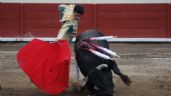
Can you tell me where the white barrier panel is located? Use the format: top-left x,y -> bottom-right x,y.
1,37 -> 171,42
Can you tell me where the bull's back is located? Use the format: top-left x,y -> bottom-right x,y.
74,30 -> 110,76
75,30 -> 109,48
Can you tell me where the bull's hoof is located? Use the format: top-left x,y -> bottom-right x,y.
126,80 -> 132,86
121,75 -> 132,86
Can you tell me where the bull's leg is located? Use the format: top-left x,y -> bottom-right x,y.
109,60 -> 132,86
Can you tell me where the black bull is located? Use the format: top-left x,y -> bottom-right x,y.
74,30 -> 131,96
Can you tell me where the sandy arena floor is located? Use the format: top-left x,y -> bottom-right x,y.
0,42 -> 171,96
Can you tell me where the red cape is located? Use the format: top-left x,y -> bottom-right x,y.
17,39 -> 70,94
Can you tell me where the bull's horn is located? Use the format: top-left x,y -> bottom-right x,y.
96,64 -> 108,70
